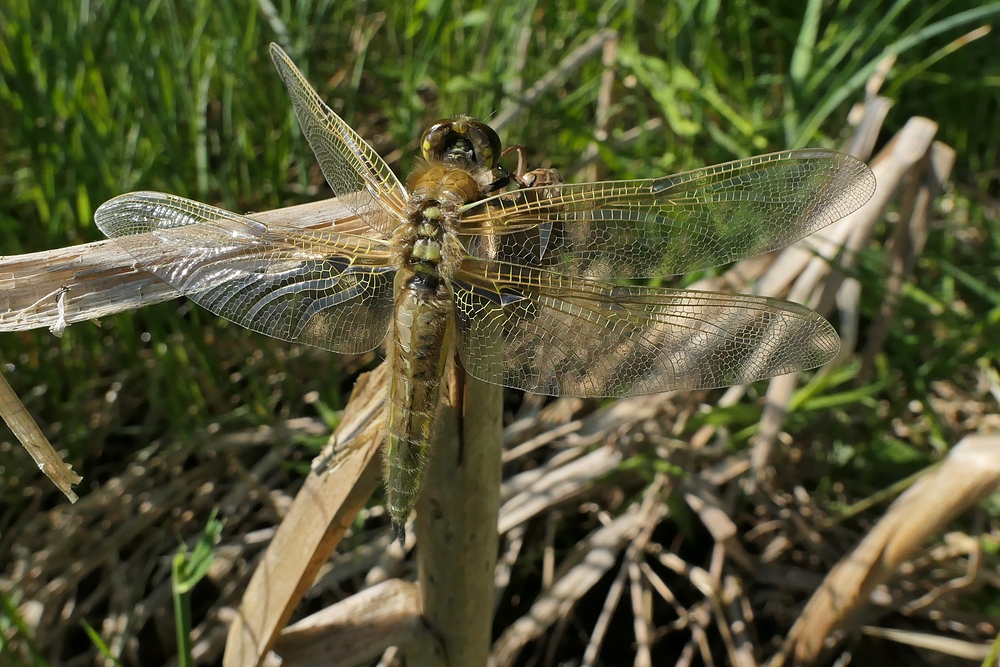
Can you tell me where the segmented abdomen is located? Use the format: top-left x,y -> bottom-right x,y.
385,269 -> 454,538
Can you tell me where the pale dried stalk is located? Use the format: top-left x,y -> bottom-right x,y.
751,115 -> 942,481
501,419 -> 582,463
689,603 -> 718,667
412,373 -> 503,667
755,116 -> 938,300
0,198 -> 357,334
489,504 -> 646,667
576,31 -> 618,183
498,446 -> 621,533
704,570 -> 749,667
9,439 -> 232,642
785,435 -> 1000,664
581,557 -> 628,667
581,476 -> 667,666
628,560 -> 653,667
493,524 -> 526,615
0,368 -> 81,501
223,365 -> 387,667
497,392 -> 671,527
681,477 -> 755,572
860,626 -> 992,661
859,141 -> 957,381
844,97 -> 893,160
492,29 -> 618,132
722,576 -> 758,667
273,580 -> 425,667
679,97 -> 894,484
639,559 -> 692,643
375,646 -> 404,667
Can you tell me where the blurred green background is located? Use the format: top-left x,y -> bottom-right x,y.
2,0 -> 1000,662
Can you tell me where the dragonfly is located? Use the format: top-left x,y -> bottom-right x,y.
95,44 -> 876,542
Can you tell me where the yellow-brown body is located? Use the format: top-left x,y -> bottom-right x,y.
384,145 -> 496,541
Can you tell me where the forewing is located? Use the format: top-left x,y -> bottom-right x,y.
95,191 -> 395,354
453,260 -> 838,397
270,43 -> 408,235
459,149 -> 875,278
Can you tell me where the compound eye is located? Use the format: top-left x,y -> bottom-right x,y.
419,118 -> 503,168
420,120 -> 454,161
465,120 -> 502,169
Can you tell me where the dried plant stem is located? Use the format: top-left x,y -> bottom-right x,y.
492,28 -> 617,132
273,580 -> 424,666
0,197 -> 358,334
784,434 -> 1000,664
412,371 -> 503,667
0,368 -> 81,501
224,365 -> 387,666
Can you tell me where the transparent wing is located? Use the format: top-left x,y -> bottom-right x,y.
459,149 -> 875,278
95,191 -> 395,354
270,43 -> 408,235
453,259 -> 838,397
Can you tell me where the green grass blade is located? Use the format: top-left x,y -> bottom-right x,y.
792,3 -> 1000,146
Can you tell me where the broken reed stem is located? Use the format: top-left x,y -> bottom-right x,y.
412,370 -> 503,667
0,368 -> 81,501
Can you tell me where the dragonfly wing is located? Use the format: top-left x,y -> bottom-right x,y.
270,43 -> 408,235
453,260 -> 838,397
96,191 -> 395,354
460,149 -> 875,278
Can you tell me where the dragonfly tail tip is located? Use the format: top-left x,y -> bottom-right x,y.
390,519 -> 406,547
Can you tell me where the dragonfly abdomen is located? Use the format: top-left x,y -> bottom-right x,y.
385,269 -> 455,541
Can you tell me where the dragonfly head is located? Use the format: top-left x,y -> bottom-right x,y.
421,117 -> 502,172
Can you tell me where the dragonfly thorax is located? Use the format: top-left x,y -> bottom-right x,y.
407,163 -> 487,204
411,211 -> 444,264
390,197 -> 465,280
396,156 -> 490,279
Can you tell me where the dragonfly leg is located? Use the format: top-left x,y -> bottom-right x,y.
501,144 -> 530,183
